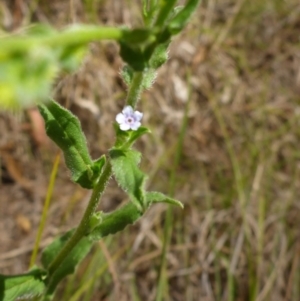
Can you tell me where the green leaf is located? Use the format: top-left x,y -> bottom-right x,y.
114,122 -> 150,149
120,65 -> 134,87
58,44 -> 87,72
89,202 -> 143,241
125,126 -> 151,148
41,230 -> 93,296
24,24 -> 57,37
145,191 -> 183,208
92,155 -> 106,178
121,65 -> 156,90
122,29 -> 153,45
110,149 -> 147,210
142,0 -> 160,26
0,269 -> 46,301
141,68 -> 157,89
154,0 -> 178,27
0,47 -> 58,110
88,211 -> 104,232
149,42 -> 169,69
119,43 -> 147,71
142,0 -> 149,24
0,25 -> 61,110
114,122 -> 131,148
39,100 -> 102,189
168,0 -> 201,35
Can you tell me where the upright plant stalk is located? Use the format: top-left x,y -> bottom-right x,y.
47,162 -> 112,276
126,72 -> 145,108
47,68 -> 146,277
0,1 -> 202,300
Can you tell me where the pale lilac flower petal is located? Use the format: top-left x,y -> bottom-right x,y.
134,111 -> 143,121
122,106 -> 134,115
116,105 -> 143,131
131,122 -> 141,130
116,113 -> 125,123
120,123 -> 131,131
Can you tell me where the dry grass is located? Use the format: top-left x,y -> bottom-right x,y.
1,0 -> 300,300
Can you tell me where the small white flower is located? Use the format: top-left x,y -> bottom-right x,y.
116,106 -> 143,131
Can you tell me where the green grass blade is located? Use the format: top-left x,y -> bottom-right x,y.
29,153 -> 60,268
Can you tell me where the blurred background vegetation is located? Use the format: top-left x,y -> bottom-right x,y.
0,0 -> 300,300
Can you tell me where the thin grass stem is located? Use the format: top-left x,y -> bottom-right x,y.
29,153 -> 60,268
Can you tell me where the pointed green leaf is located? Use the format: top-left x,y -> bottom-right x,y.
149,42 -> 169,69
114,123 -> 151,149
89,202 -> 143,241
110,149 -> 147,209
145,191 -> 183,208
58,44 -> 87,72
0,269 -> 46,301
142,0 -> 149,24
168,0 -> 201,35
121,65 -> 156,90
120,65 -> 134,87
142,0 -> 160,26
122,29 -> 153,45
142,68 -> 157,89
119,43 -> 147,71
39,100 -> 101,189
41,230 -> 93,296
91,155 -> 106,181
125,126 -> 151,147
0,47 -> 58,110
154,0 -> 177,27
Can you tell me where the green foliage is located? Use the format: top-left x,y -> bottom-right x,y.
0,269 -> 46,301
89,202 -> 143,241
168,0 -> 201,34
114,123 -> 151,149
142,0 -> 160,26
121,28 -> 153,45
121,65 -> 157,90
109,149 -> 183,211
110,149 -> 147,210
149,42 -> 169,69
0,0 -> 201,299
0,25 -> 88,110
154,0 -> 178,27
119,43 -> 147,71
145,191 -> 183,208
39,100 -> 105,189
41,231 -> 93,296
58,44 -> 87,72
119,37 -> 169,72
0,46 -> 59,110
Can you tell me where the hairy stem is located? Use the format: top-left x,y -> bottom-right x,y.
126,72 -> 145,108
47,161 -> 112,276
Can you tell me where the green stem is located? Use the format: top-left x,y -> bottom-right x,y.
126,72 -> 145,108
45,43 -> 147,281
154,0 -> 177,27
1,26 -> 123,53
47,161 -> 112,276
